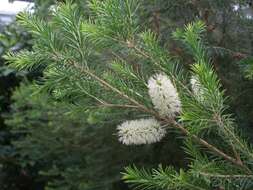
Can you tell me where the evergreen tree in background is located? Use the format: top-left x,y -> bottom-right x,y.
2,0 -> 253,189
0,22 -> 34,190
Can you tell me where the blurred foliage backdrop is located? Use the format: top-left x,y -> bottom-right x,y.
1,0 -> 253,190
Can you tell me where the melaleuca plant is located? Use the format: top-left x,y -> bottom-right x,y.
5,1 -> 253,189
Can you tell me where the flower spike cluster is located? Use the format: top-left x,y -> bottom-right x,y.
117,73 -> 182,145
148,73 -> 181,117
117,118 -> 166,145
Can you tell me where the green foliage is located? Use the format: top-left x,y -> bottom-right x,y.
123,165 -> 211,190
4,0 -> 253,190
33,0 -> 89,18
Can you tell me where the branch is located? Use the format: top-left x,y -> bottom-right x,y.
97,103 -> 140,109
168,119 -> 247,171
73,62 -> 158,116
214,114 -> 253,163
199,172 -> 253,179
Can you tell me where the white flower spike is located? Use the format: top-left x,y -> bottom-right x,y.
117,118 -> 166,145
148,73 -> 181,117
190,75 -> 204,100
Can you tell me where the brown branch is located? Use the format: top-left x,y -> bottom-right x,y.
231,142 -> 243,164
74,63 -> 157,115
215,114 -> 253,162
168,119 -> 245,169
97,103 -> 140,109
199,172 -> 253,179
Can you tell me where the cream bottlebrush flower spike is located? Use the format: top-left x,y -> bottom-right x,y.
117,118 -> 166,145
148,73 -> 181,117
190,75 -> 204,100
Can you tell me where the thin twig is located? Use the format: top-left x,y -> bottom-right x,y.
199,172 -> 253,179
168,119 -> 246,170
215,114 -> 253,165
98,103 -> 140,109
